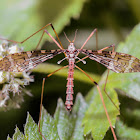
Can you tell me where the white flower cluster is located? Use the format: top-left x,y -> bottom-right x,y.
0,41 -> 34,109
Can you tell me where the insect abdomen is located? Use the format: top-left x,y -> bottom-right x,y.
65,59 -> 75,111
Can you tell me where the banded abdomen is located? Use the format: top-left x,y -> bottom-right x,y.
65,58 -> 75,111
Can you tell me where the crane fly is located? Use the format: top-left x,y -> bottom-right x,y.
0,23 -> 140,140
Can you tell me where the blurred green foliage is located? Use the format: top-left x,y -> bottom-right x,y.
0,0 -> 86,50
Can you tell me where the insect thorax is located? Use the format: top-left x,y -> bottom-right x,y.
65,43 -> 78,59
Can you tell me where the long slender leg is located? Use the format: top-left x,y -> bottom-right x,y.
95,29 -> 98,50
104,70 -> 120,112
75,29 -> 98,63
77,44 -> 120,119
35,24 -> 64,50
0,23 -> 64,50
98,44 -> 125,134
44,30 -> 63,50
44,29 -> 67,58
80,29 -> 97,50
98,44 -> 121,111
94,29 -> 103,73
38,65 -> 68,139
104,70 -> 127,124
38,78 -> 46,140
76,44 -> 115,63
98,44 -> 115,52
101,45 -> 124,122
77,49 -> 120,115
75,65 -> 117,140
35,30 -> 46,50
99,44 -> 120,112
75,29 -> 98,57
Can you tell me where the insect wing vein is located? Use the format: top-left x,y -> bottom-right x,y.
80,49 -> 140,73
0,49 -> 62,72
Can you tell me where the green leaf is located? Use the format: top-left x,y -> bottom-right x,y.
7,113 -> 42,140
83,86 -> 119,140
24,113 -> 42,139
7,136 -> 12,140
12,127 -> 24,140
38,105 -> 59,139
83,24 -> 140,139
8,93 -> 88,139
0,0 -> 86,51
116,119 -> 140,140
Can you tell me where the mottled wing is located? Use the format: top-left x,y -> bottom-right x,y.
0,49 -> 63,72
80,49 -> 140,73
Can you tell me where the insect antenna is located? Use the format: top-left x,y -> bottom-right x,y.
63,32 -> 71,43
72,29 -> 78,43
